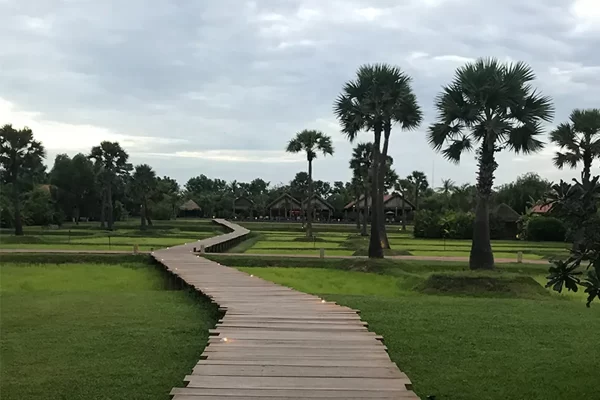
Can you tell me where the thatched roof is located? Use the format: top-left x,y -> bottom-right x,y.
267,193 -> 301,209
302,194 -> 335,211
492,203 -> 520,222
344,193 -> 415,210
179,199 -> 201,211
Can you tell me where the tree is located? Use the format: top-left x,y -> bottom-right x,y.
131,164 -> 157,229
545,176 -> 600,307
395,178 -> 412,231
550,108 -> 600,184
428,58 -> 553,270
156,176 -> 181,219
350,143 -> 373,236
285,130 -> 334,237
89,141 -> 132,230
438,178 -> 456,195
334,64 -> 422,257
407,171 -> 429,210
495,173 -> 551,214
50,153 -> 97,223
0,124 -> 46,235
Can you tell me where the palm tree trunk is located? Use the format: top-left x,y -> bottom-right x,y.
414,188 -> 419,211
74,206 -> 80,225
401,194 -> 407,231
583,150 -> 592,184
354,195 -> 360,231
361,185 -> 368,236
140,199 -> 147,230
378,124 -> 391,249
470,144 -> 496,270
13,184 -> 23,236
368,125 -> 384,258
100,189 -> 106,229
306,159 -> 313,238
377,159 -> 390,249
107,184 -> 114,230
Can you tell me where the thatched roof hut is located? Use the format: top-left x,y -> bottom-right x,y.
180,199 -> 201,211
492,203 -> 520,222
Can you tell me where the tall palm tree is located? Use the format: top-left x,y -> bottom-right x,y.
285,130 -> 334,237
407,171 -> 429,210
348,176 -> 362,230
438,178 -> 456,195
0,124 -> 46,235
89,141 -> 131,230
550,108 -> 600,184
350,143 -> 373,236
334,64 -> 422,258
131,164 -> 156,229
428,58 -> 553,270
395,178 -> 411,231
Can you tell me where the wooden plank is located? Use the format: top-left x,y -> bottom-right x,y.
183,375 -> 412,390
171,387 -> 419,398
191,364 -> 406,378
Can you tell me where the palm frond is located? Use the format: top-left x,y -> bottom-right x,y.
507,122 -> 545,154
442,137 -> 472,164
550,122 -> 578,149
285,138 -> 303,153
553,152 -> 581,170
570,108 -> 600,136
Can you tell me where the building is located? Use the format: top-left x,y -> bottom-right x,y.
267,193 -> 302,220
343,192 -> 415,222
302,194 -> 335,222
179,199 -> 202,218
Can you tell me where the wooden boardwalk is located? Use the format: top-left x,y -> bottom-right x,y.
154,219 -> 420,399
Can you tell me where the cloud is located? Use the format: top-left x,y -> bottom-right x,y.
0,0 -> 598,187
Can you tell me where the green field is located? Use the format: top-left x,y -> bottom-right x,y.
0,259 -> 218,400
231,224 -> 569,260
232,261 -> 599,400
0,219 -> 221,251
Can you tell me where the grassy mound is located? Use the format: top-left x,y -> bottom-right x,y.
351,248 -> 412,257
417,272 -> 550,299
292,236 -> 327,242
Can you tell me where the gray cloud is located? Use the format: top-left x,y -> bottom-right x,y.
1,0 -> 599,187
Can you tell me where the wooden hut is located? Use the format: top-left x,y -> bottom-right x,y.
267,193 -> 302,220
302,194 -> 335,222
179,199 -> 202,218
343,192 -> 415,222
233,196 -> 254,218
491,203 -> 520,239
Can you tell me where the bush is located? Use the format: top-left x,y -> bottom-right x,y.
526,216 -> 566,242
414,210 -> 474,239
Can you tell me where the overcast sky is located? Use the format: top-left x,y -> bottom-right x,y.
1,0 -> 599,188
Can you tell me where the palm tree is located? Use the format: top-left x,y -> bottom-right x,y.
285,130 -> 334,237
89,141 -> 132,230
407,171 -> 429,210
438,178 -> 456,195
550,108 -> 600,184
428,58 -> 553,270
395,178 -> 411,231
131,164 -> 156,229
334,64 -> 422,258
0,124 -> 46,235
350,143 -> 373,236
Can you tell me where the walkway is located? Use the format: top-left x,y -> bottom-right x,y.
154,219 -> 420,399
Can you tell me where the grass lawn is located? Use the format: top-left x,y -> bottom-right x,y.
234,264 -> 599,400
0,219 -> 221,251
0,260 -> 218,400
237,228 -> 569,260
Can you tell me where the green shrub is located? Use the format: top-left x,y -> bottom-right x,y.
526,216 -> 566,242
